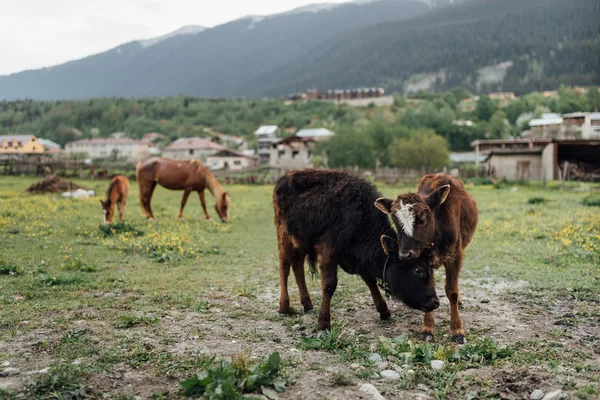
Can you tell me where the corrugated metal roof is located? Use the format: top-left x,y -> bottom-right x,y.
164,138 -> 226,151
66,137 -> 137,145
529,117 -> 563,127
0,134 -> 36,143
296,128 -> 335,138
255,125 -> 279,135
38,138 -> 61,148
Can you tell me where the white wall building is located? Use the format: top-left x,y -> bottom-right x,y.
65,138 -> 138,160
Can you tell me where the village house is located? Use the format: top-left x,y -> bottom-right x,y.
472,138 -> 600,181
528,113 -> 564,138
489,92 -> 516,100
65,137 -> 138,161
206,148 -> 258,171
269,135 -> 316,170
0,135 -> 44,154
213,134 -> 247,150
161,137 -> 226,162
562,112 -> 600,139
38,138 -> 62,154
255,125 -> 280,161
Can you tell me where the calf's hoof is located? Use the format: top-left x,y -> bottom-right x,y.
452,335 -> 465,344
317,320 -> 331,332
148,218 -> 156,223
421,332 -> 434,342
379,309 -> 392,320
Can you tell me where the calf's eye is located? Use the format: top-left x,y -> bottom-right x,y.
414,268 -> 424,276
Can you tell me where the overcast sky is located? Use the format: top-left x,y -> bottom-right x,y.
0,0 -> 351,76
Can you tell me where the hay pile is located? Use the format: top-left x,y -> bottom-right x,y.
27,175 -> 87,194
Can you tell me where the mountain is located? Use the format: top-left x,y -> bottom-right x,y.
249,0 -> 599,96
0,0 -> 429,100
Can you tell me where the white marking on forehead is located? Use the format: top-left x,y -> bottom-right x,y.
395,201 -> 415,237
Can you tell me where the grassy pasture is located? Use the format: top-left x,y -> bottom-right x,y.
0,176 -> 599,399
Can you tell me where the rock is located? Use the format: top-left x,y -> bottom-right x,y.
398,391 -> 434,400
530,390 -> 544,400
1,367 -> 20,377
368,353 -> 383,363
416,384 -> 429,392
0,378 -> 20,391
380,370 -> 401,381
359,383 -> 385,400
480,298 -> 491,303
1,361 -> 9,367
350,363 -> 361,369
541,390 -> 563,400
376,361 -> 389,370
430,360 -> 444,370
291,324 -> 305,331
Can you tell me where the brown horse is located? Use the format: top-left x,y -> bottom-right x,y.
136,157 -> 231,222
100,175 -> 130,224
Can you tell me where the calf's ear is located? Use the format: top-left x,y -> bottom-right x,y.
374,197 -> 394,214
380,235 -> 399,256
425,184 -> 450,209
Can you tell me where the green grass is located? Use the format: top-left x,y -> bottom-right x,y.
0,176 -> 599,399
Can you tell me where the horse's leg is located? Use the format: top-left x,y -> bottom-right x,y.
179,189 -> 191,220
198,190 -> 211,220
142,181 -> 158,221
118,199 -> 125,222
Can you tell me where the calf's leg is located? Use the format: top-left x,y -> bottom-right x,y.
445,254 -> 465,343
291,255 -> 313,312
361,274 -> 391,320
277,229 -> 293,315
318,257 -> 338,331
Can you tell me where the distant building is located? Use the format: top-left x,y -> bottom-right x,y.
213,134 -> 247,150
255,125 -> 280,161
528,114 -> 563,138
269,136 -> 316,170
562,112 -> 600,139
162,138 -> 226,161
65,137 -> 138,160
295,128 -> 335,141
489,92 -> 516,100
472,138 -> 600,181
0,135 -> 44,154
38,138 -> 62,154
206,149 -> 258,171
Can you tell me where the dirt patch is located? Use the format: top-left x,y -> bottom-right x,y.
26,175 -> 87,194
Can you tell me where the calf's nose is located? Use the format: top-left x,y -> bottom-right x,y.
426,297 -> 440,311
399,249 -> 416,260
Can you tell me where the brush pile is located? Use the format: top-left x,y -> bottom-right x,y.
26,175 -> 87,194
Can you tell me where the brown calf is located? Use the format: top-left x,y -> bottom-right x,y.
375,173 -> 478,343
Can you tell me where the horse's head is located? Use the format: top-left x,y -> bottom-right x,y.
100,200 -> 114,224
215,192 -> 231,222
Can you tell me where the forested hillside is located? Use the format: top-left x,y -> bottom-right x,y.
249,0 -> 600,96
0,0 -> 428,100
0,0 -> 597,100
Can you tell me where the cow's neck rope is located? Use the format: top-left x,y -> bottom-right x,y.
378,255 -> 391,299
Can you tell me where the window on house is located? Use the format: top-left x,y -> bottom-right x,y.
233,160 -> 241,166
292,150 -> 299,158
32,146 -> 36,152
189,149 -> 194,155
278,150 -> 284,157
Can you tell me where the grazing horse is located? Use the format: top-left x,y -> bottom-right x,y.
100,175 -> 130,224
274,170 -> 439,331
375,173 -> 478,343
136,157 -> 230,222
